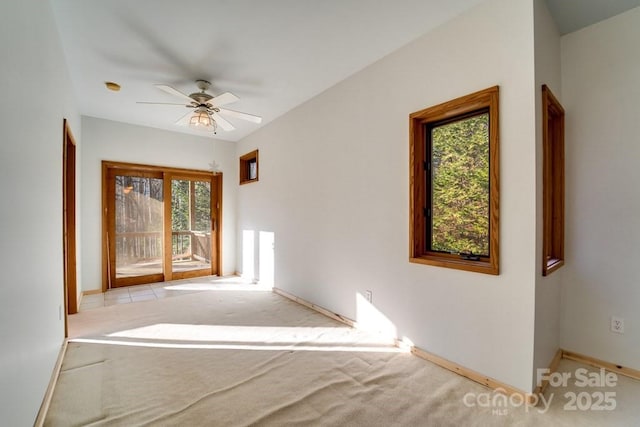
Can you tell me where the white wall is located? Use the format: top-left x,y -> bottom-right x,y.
532,0 -> 562,389
560,7 -> 640,369
238,0 -> 539,392
0,0 -> 80,425
80,117 -> 237,291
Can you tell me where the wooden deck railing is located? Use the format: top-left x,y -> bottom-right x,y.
115,231 -> 211,263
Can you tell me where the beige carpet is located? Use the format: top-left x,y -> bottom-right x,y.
46,284 -> 640,426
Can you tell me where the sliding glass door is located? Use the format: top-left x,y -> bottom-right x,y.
103,163 -> 221,289
169,176 -> 214,280
106,170 -> 165,287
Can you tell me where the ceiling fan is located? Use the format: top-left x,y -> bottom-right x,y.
138,80 -> 262,134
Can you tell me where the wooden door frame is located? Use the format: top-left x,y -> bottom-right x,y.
62,119 -> 77,337
102,161 -> 222,291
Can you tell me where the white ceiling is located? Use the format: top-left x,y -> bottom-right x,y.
546,0 -> 640,34
50,0 -> 639,142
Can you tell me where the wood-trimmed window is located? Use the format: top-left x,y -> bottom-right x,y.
542,85 -> 565,276
410,86 -> 500,275
240,150 -> 259,184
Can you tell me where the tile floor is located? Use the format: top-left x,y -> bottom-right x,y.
78,275 -> 266,311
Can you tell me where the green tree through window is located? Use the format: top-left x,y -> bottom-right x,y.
430,111 -> 489,256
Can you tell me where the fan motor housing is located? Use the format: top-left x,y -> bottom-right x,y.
191,80 -> 214,104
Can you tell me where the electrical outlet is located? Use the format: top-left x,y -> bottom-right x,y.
365,290 -> 372,303
611,316 -> 624,334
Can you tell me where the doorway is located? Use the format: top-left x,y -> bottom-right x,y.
63,120 -> 77,334
102,162 -> 222,290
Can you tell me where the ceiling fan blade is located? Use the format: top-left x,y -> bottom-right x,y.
154,84 -> 194,103
218,108 -> 262,124
212,112 -> 235,131
175,110 -> 193,126
208,92 -> 239,107
137,101 -> 187,106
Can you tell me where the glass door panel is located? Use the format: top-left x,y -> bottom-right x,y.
114,175 -> 164,281
171,179 -> 212,275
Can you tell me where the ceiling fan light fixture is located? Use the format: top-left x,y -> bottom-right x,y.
189,110 -> 217,134
144,81 -> 258,134
189,110 -> 212,127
